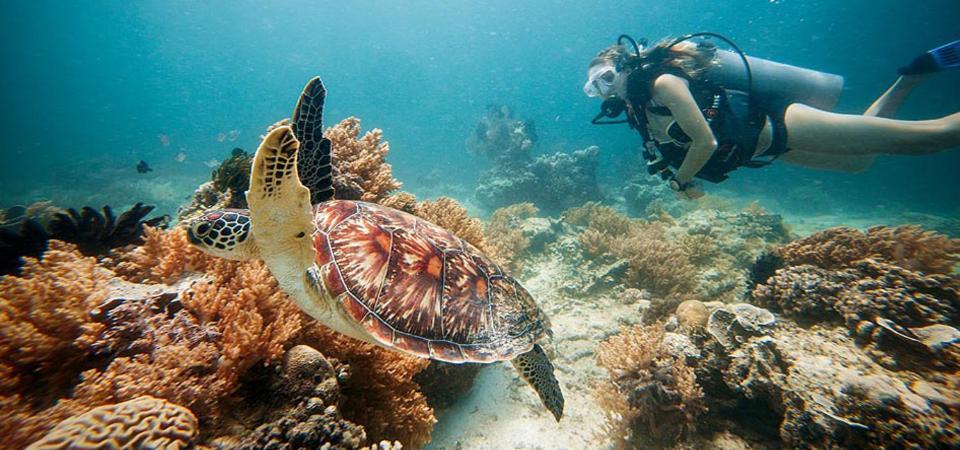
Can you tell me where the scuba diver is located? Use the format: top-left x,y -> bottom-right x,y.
585,34 -> 960,198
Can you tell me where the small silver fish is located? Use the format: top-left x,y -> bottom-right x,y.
204,159 -> 221,168
175,151 -> 187,162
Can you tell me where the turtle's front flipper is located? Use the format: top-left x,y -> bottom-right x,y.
246,126 -> 316,270
292,77 -> 334,204
512,344 -> 564,421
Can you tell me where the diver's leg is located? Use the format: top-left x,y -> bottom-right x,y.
864,75 -> 927,118
785,103 -> 960,156
779,150 -> 875,173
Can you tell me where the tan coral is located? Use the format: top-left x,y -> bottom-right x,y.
26,396 -> 197,450
779,225 -> 960,274
413,197 -> 488,252
109,226 -> 213,284
484,203 -> 539,271
595,324 -> 706,448
569,205 -> 696,303
183,257 -> 305,376
326,117 -> 402,203
0,241 -> 110,397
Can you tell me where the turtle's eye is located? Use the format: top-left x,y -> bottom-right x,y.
197,223 -> 211,235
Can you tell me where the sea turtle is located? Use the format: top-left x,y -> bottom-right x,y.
186,77 -> 564,420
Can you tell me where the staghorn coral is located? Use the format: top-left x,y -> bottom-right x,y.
299,323 -> 435,449
26,396 -> 198,450
779,225 -> 960,274
484,203 -> 539,272
595,324 -> 706,448
326,117 -> 402,203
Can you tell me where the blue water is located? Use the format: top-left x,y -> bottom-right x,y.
1,0 -> 958,222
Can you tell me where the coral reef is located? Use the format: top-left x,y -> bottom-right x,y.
0,229 -> 439,448
595,324 -> 706,448
298,323 -> 435,448
693,311 -> 960,449
753,227 -> 960,370
27,396 -> 198,450
325,117 -> 402,203
468,106 -> 602,214
484,203 -> 539,271
476,146 -> 604,215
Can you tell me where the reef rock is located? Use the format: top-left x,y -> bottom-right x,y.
469,107 -> 602,214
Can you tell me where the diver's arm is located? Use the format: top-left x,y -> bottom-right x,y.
651,74 -> 718,184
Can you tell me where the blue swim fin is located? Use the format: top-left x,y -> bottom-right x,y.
899,40 -> 960,75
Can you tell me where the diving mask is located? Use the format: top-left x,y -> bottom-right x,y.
583,65 -> 621,98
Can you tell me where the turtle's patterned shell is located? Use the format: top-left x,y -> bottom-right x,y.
312,200 -> 547,363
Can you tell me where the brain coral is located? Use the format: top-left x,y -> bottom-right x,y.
27,396 -> 197,450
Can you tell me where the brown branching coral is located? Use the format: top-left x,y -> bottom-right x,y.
0,229 -> 310,446
779,226 -> 960,274
0,241 -> 109,398
326,117 -> 402,203
411,197 -> 488,252
109,226 -> 212,284
299,323 -> 436,449
567,204 -> 697,303
182,257 -> 305,378
26,396 -> 198,450
595,324 -> 706,448
484,203 -> 539,271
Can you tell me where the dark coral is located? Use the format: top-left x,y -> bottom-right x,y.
0,203 -> 168,275
212,147 -> 254,209
48,204 -> 170,255
224,345 -> 371,450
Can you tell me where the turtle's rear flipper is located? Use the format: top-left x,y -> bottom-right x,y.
247,126 -> 315,268
512,344 -> 564,421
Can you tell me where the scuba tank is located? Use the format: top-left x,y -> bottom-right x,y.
704,49 -> 844,112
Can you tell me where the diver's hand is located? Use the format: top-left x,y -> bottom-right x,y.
668,176 -> 704,200
678,182 -> 704,200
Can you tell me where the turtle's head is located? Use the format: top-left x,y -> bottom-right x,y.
186,208 -> 260,260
